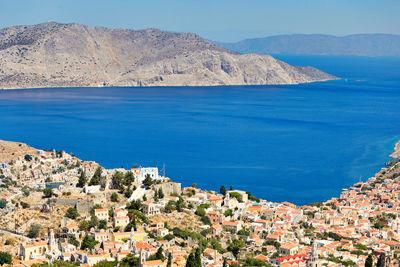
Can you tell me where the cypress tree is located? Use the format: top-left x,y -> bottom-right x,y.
194,247 -> 201,267
365,254 -> 373,267
78,171 -> 87,187
89,167 -> 102,186
158,188 -> 164,199
167,253 -> 172,267
155,246 -> 165,261
222,257 -> 227,267
377,253 -> 385,267
220,185 -> 227,196
185,252 -> 195,267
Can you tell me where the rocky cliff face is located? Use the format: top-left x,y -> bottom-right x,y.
0,22 -> 336,89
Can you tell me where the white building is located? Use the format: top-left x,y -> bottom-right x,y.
135,167 -> 159,183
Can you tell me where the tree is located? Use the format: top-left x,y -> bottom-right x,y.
94,261 -> 118,267
124,186 -> 133,198
65,207 -> 79,219
227,239 -> 245,259
0,200 -> 6,209
127,199 -> 142,210
22,187 -> 30,197
24,154 -> 32,161
365,254 -> 373,267
156,246 -> 165,261
79,220 -> 90,231
224,209 -> 233,217
222,257 -> 227,267
89,167 -> 102,186
124,171 -> 135,186
175,197 -> 185,212
88,216 -> 99,229
99,219 -> 107,230
230,185 -> 233,190
229,192 -> 243,202
148,246 -> 165,261
81,234 -> 98,250
192,183 -> 197,188
78,171 -> 87,187
43,188 -> 54,198
210,238 -> 226,254
167,253 -> 172,267
220,185 -> 227,196
143,174 -> 153,187
0,252 -> 12,265
195,206 -> 206,217
28,224 -> 42,238
243,258 -> 269,266
201,216 -> 212,226
377,253 -> 385,267
109,208 -> 114,218
90,204 -> 103,216
68,235 -> 80,247
165,200 -> 176,213
111,192 -> 119,202
21,201 -> 29,209
158,188 -> 164,199
99,173 -> 107,190
132,216 -> 137,231
185,251 -> 196,267
121,253 -> 139,267
194,247 -> 201,267
111,171 -> 124,189
154,190 -> 159,202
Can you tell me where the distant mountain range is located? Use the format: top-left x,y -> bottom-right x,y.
0,22 -> 336,89
217,34 -> 400,56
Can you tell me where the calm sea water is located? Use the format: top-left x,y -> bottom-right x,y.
1,56 -> 399,204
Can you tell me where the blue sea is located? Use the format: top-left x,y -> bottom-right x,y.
1,55 -> 399,204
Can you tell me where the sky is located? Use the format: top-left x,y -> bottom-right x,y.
1,0 -> 399,42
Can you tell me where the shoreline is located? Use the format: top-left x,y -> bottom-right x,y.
1,138 -> 399,206
0,77 -> 338,91
390,140 -> 400,159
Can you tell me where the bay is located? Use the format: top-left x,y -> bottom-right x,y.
1,55 -> 399,204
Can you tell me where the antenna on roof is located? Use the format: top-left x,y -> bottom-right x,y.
162,163 -> 166,177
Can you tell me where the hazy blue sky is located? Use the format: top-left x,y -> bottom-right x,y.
1,0 -> 399,42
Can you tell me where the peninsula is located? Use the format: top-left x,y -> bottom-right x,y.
0,22 -> 336,90
0,139 -> 399,266
391,141 -> 400,159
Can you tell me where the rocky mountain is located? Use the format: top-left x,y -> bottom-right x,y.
0,22 -> 335,89
218,34 -> 400,56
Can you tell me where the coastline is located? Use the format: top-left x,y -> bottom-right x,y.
390,140 -> 400,159
1,138 -> 399,206
0,77 -> 338,91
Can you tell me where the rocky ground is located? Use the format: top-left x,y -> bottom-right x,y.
151,212 -> 202,232
0,140 -> 37,162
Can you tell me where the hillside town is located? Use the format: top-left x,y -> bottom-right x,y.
0,140 -> 399,267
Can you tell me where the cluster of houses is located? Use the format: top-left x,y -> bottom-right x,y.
1,145 -> 400,266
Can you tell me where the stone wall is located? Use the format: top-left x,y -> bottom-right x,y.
53,198 -> 94,213
54,198 -> 78,206
153,182 -> 182,196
